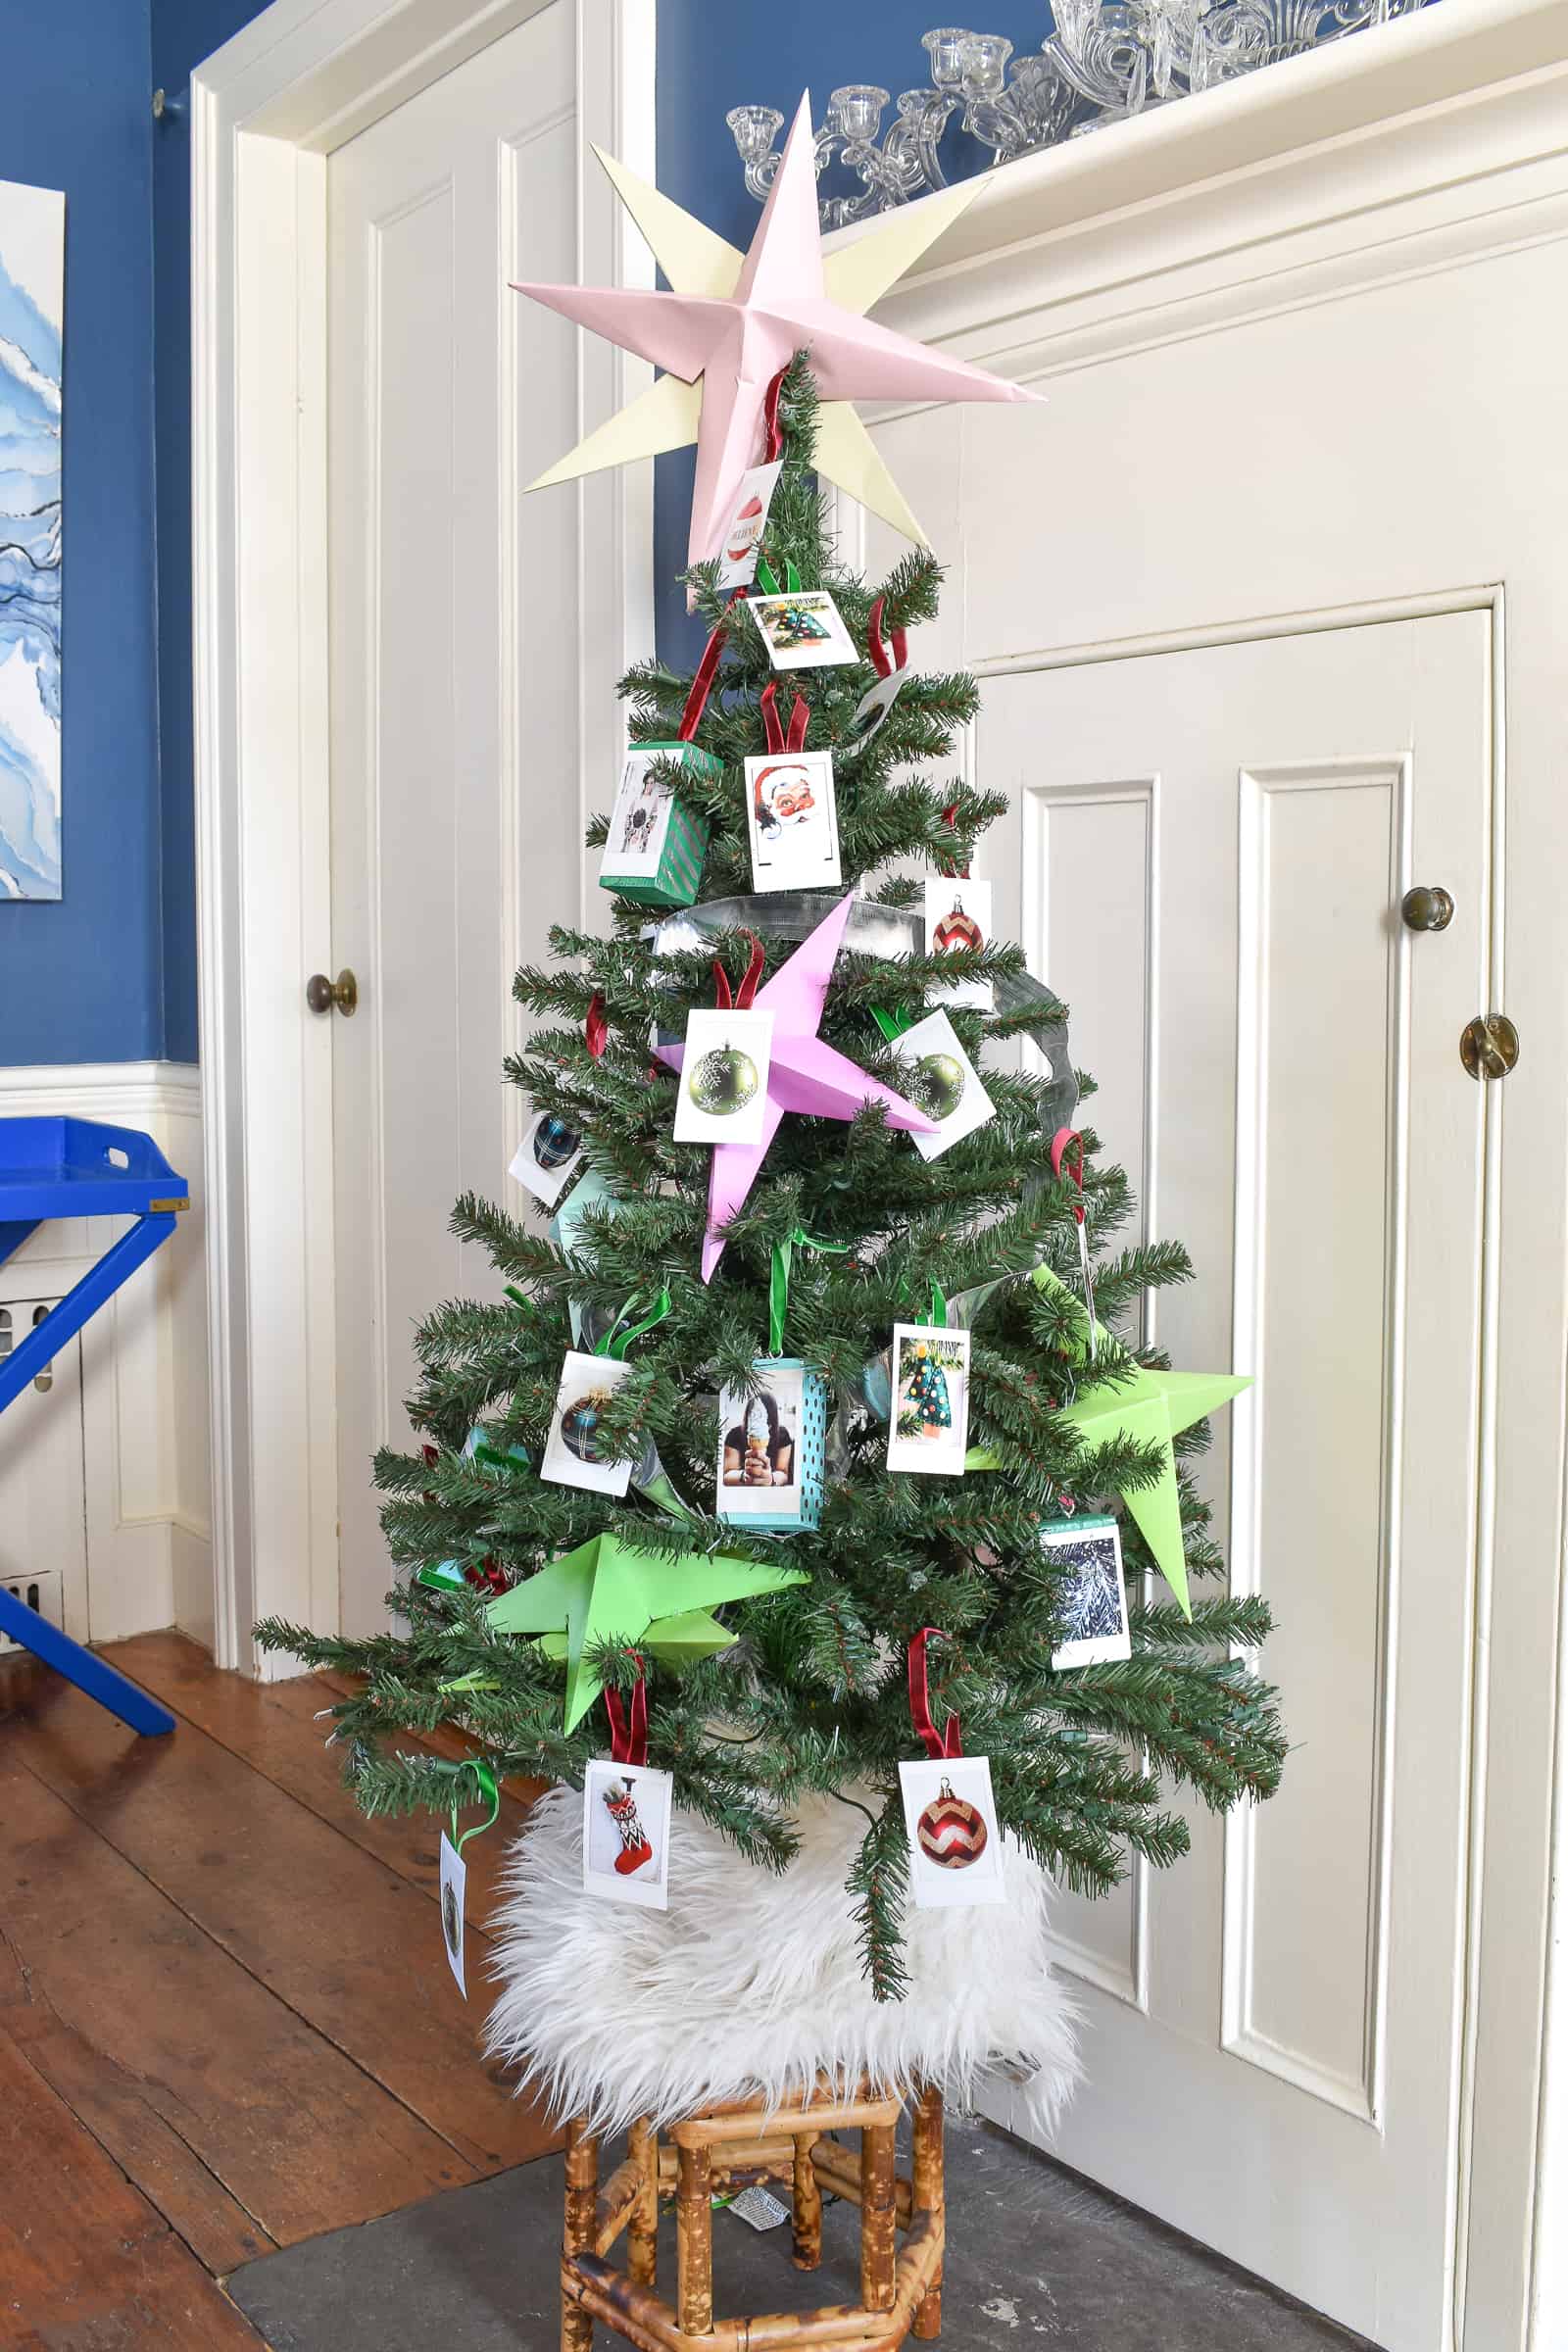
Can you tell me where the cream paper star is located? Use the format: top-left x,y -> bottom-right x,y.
516,93 -> 1042,567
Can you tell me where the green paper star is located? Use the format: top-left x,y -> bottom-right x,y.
967,1265 -> 1249,1619
486,1534 -> 808,1731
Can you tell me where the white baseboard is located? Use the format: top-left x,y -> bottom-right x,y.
0,1062 -> 211,1653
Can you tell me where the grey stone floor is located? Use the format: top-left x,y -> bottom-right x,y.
226,2114 -> 1379,2351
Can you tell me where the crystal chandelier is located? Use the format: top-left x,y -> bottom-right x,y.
727,2 -> 1435,224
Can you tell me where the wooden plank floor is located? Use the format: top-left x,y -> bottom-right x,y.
0,1633 -> 560,2349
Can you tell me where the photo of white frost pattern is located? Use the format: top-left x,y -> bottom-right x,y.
0,181 -> 63,902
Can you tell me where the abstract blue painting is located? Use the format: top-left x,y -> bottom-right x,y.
0,180 -> 63,902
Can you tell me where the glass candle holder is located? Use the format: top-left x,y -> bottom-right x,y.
828,83 -> 891,140
922,27 -> 978,87
726,104 -> 784,164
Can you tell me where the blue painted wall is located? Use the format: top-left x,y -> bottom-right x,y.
149,0 -> 275,1063
653,1 -> 1040,662
1,0 -> 1036,1064
0,1 -> 163,1066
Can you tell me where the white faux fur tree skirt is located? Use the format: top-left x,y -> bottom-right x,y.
484,1787 -> 1081,2137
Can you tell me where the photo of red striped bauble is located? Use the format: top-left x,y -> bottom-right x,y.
916,1778 -> 990,1870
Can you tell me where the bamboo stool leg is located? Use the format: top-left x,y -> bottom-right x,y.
791,2130 -> 822,2272
563,2118 -> 600,2352
628,2118 -> 658,2288
911,2082 -> 945,2340
859,2120 -> 898,2315
676,2137 -> 714,2336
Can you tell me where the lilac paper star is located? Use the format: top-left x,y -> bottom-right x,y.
514,93 -> 1043,572
657,892 -> 937,1281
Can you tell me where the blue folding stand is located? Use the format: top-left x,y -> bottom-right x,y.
0,1116 -> 191,1736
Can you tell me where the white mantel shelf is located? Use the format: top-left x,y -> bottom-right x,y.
831,0 -> 1568,306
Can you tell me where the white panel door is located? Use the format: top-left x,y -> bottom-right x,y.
977,613 -> 1492,2351
327,3 -> 585,1634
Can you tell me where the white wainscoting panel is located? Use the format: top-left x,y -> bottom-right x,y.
0,1063 -> 213,1649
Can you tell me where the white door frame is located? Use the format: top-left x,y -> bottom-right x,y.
190,0 -> 655,1676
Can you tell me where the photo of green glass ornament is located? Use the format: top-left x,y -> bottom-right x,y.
673,1007 -> 775,1147
909,1051 -> 966,1122
691,1042 -> 760,1116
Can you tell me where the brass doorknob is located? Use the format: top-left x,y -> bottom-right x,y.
1401,885 -> 1454,932
1459,1013 -> 1519,1081
306,968 -> 358,1017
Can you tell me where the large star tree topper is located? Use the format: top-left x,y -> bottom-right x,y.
514,93 -> 1044,569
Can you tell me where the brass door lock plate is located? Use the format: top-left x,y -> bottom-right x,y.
1460,1013 -> 1519,1081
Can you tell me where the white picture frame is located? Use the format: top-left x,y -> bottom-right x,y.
540,1349 -> 636,1497
716,1362 -> 808,1519
748,588 -> 859,671
674,1008 -> 774,1145
583,1759 -> 673,1909
899,1755 -> 1005,1909
1044,1515 -> 1133,1668
744,749 -> 841,892
886,1322 -> 971,1477
890,1009 -> 996,1162
510,1106 -> 586,1206
716,460 -> 783,592
601,748 -> 679,882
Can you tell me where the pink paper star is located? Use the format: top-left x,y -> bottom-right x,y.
514,94 -> 1043,571
657,892 -> 937,1281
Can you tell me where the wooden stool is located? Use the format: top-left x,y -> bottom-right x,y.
561,2078 -> 945,2350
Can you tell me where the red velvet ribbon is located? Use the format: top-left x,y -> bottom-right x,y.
761,366 -> 788,464
937,803 -> 971,882
585,992 -> 609,1058
1052,1128 -> 1086,1224
908,1627 -> 963,1762
760,679 -> 809,756
866,596 -> 908,680
676,589 -> 746,744
604,1659 -> 648,1767
712,930 -> 765,1010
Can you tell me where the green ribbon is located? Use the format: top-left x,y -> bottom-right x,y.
897,1276 -> 949,1330
768,1227 -> 851,1356
439,1670 -> 501,1694
449,1759 -> 500,1852
754,554 -> 802,596
871,1004 -> 918,1043
596,1287 -> 672,1361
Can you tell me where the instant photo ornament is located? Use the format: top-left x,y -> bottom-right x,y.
716,460 -> 782,592
925,879 -> 994,1013
887,1322 -> 971,1477
540,1349 -> 637,1497
583,1759 -> 673,1910
715,1358 -> 828,1532
899,1755 -> 1005,1909
514,94 -> 1044,574
749,588 -> 859,672
510,1107 -> 585,1207
599,742 -> 715,908
745,750 -> 841,892
891,1008 -> 996,1161
674,1007 -> 775,1146
550,1166 -> 622,1348
438,1832 -> 467,1993
1044,1513 -> 1132,1668
654,892 -> 937,1279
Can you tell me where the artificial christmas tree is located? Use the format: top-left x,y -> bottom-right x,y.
258,345 -> 1283,2005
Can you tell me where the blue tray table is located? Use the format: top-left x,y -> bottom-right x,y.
0,1116 -> 191,1735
